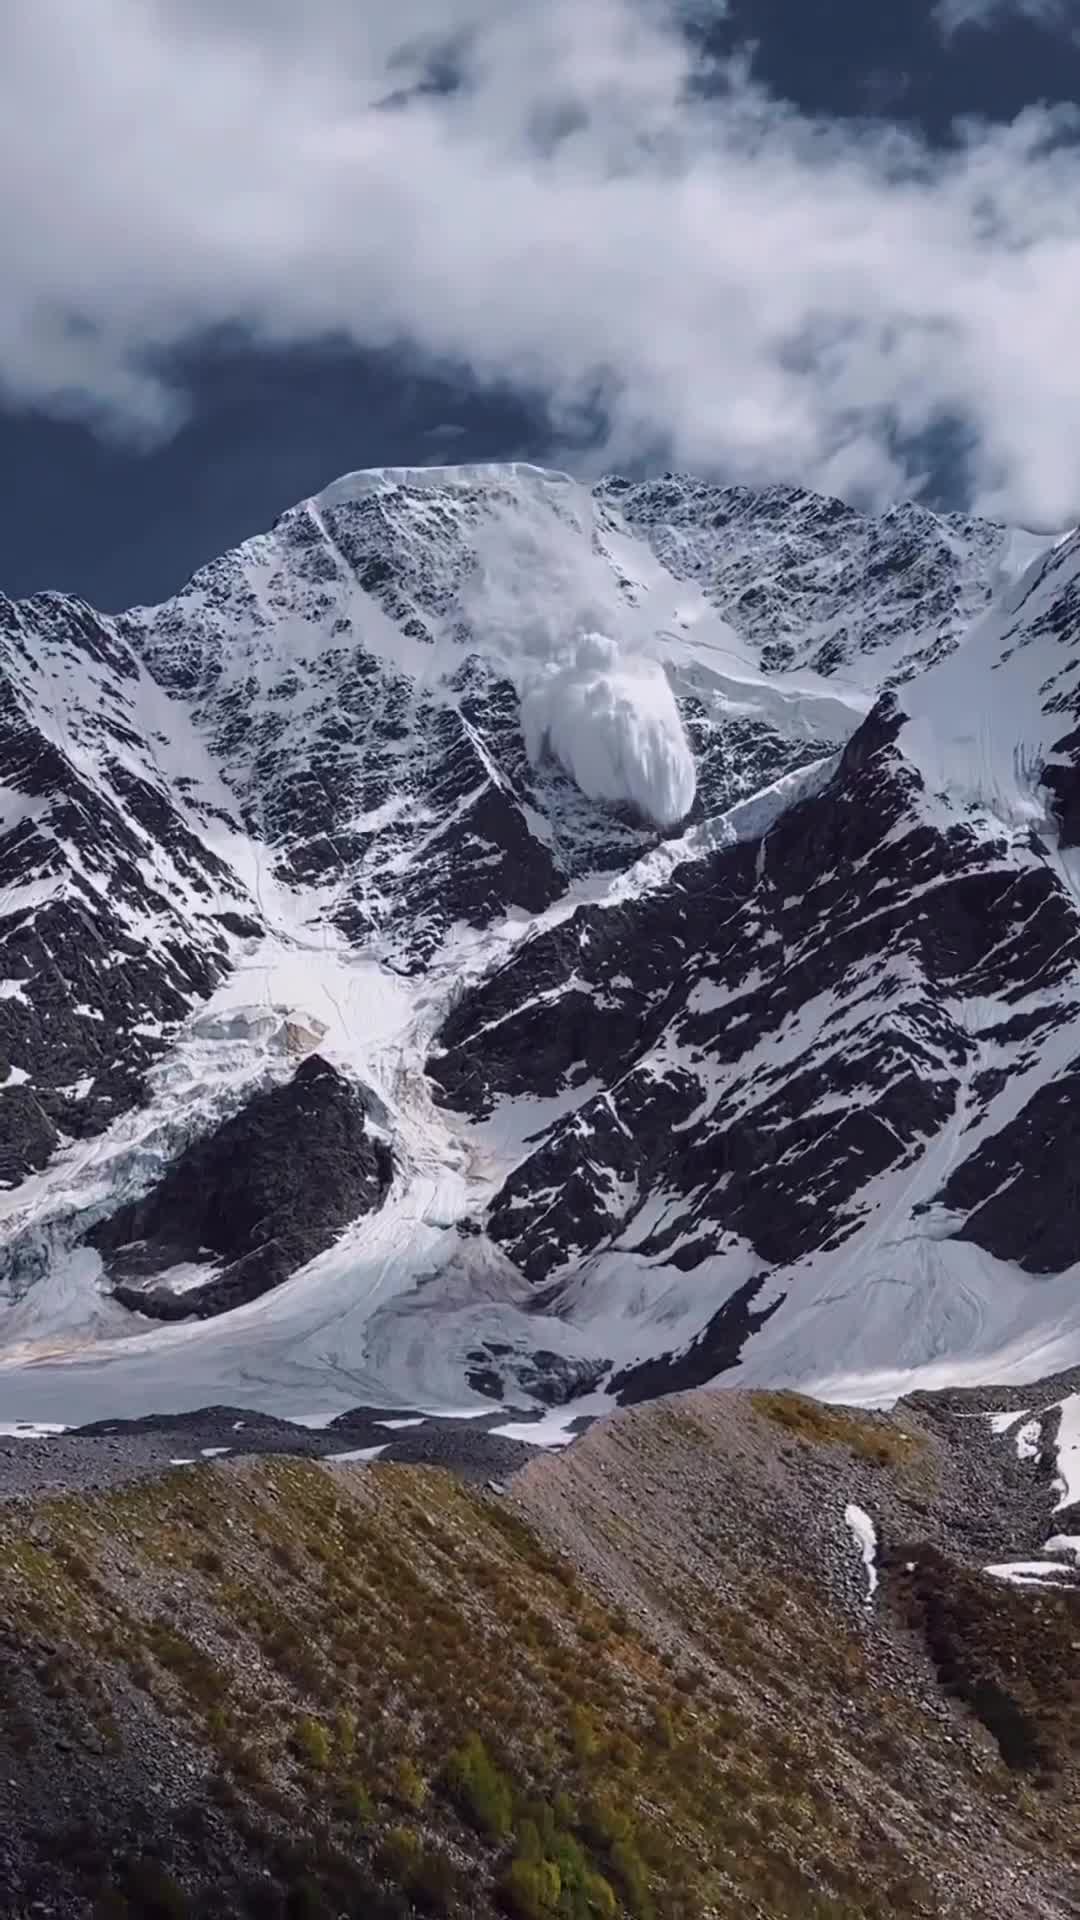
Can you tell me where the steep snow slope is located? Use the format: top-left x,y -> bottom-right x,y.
429,526 -> 1080,1409
603,474 -> 1053,685
117,464 -> 852,968
901,527 -> 1080,841
0,466 -> 1077,1424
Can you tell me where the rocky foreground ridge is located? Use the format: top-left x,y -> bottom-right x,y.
1,1378 -> 1079,1919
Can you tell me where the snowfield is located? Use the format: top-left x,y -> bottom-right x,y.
2,464 -> 1080,1426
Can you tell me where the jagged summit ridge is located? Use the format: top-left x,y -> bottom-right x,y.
126,461 -> 705,833
1,464 -> 1079,1425
603,470 -> 1054,683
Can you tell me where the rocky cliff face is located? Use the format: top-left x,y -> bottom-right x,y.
87,1055 -> 393,1320
1,464 -> 1078,1425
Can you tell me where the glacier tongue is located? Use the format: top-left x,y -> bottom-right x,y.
3,462 -> 1080,1425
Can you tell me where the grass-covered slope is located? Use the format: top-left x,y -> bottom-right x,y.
0,1388 -> 1077,1919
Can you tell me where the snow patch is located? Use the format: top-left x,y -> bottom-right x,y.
61,1077 -> 95,1102
987,1410 -> 1029,1436
491,1402 -> 603,1449
145,1261 -> 222,1296
844,1503 -> 878,1601
1043,1535 -> 1080,1562
984,1561 -> 1075,1588
1053,1394 -> 1080,1512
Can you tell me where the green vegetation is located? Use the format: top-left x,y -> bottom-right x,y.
393,1755 -> 430,1811
503,1856 -> 564,1918
378,1824 -> 422,1878
750,1391 -> 924,1468
339,1777 -> 375,1826
445,1733 -> 514,1838
0,1430 -> 1069,1920
294,1715 -> 332,1770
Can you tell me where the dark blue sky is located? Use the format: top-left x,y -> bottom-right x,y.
1,343 -> 545,610
705,0 -> 1080,135
2,0 -> 1078,612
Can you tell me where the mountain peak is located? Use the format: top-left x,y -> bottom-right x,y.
308,458 -> 578,510
2,464 -> 1080,1428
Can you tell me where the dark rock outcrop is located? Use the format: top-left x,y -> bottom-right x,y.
610,1275 -> 785,1404
0,1083 -> 60,1187
430,677 -> 1080,1401
941,1065 -> 1080,1273
87,1056 -> 392,1318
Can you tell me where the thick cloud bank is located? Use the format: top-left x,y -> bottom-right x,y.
520,632 -> 696,828
5,1 -> 1080,521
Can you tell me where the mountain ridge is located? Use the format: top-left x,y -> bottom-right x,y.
1,463 -> 1079,1428
2,1377 -> 1080,1918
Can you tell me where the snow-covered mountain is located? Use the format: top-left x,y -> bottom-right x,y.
1,462 -> 1078,1427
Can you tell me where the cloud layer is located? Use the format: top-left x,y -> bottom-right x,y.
935,0 -> 1069,36
4,1 -> 1080,524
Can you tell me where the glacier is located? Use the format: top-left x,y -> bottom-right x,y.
2,462 -> 1079,1428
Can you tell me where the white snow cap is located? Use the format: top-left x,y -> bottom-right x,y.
520,631 -> 696,828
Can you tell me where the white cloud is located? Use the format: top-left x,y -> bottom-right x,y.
3,1 -> 1080,524
935,0 -> 1068,36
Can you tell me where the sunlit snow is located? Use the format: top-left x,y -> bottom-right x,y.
987,1410 -> 1029,1436
1053,1394 -> 1080,1512
844,1503 -> 878,1602
984,1561 -> 1075,1588
3,464 -> 1080,1431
